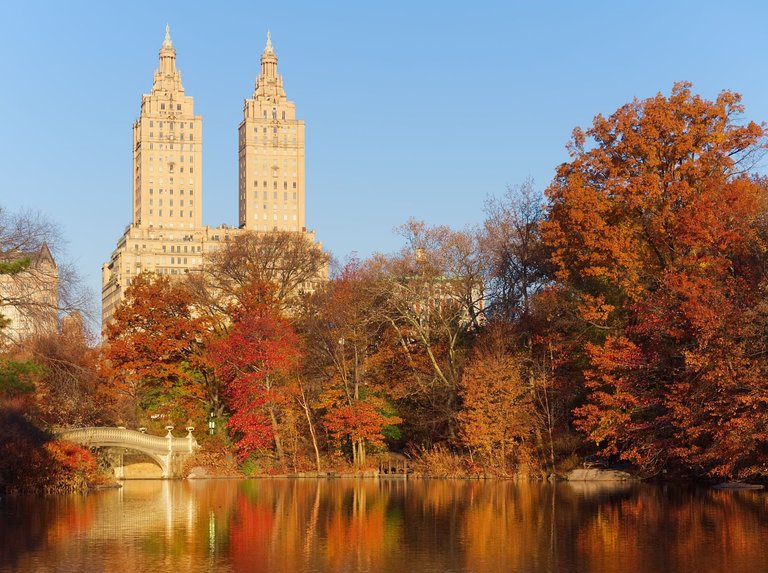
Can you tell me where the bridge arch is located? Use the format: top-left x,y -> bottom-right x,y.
57,427 -> 200,479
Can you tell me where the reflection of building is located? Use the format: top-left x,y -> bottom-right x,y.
102,27 -> 318,327
0,242 -> 58,345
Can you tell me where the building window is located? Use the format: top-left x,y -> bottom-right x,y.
161,103 -> 165,110
177,104 -> 181,111
281,111 -> 285,120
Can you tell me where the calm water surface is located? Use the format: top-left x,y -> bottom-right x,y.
1,479 -> 766,573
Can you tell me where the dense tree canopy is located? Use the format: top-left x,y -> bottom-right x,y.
543,82 -> 768,477
103,273 -> 214,427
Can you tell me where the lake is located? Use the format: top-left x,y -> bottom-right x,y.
1,479 -> 766,572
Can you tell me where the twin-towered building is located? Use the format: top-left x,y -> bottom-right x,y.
102,27 -> 315,326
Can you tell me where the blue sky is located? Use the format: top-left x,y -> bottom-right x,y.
2,1 -> 768,325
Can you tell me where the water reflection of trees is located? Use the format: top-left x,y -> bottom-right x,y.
1,480 -> 767,572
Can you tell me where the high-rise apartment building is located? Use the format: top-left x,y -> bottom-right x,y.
102,28 -> 319,327
133,25 -> 203,231
239,32 -> 306,232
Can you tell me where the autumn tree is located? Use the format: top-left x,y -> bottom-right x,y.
103,272 -> 216,428
481,179 -> 550,323
211,287 -> 301,464
542,82 -> 768,478
189,230 -> 329,325
30,313 -> 106,427
300,262 -> 401,467
458,325 -> 535,474
368,220 -> 483,442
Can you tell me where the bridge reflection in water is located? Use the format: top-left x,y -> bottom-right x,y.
2,480 -> 768,573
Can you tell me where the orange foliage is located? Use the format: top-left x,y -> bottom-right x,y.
543,82 -> 768,477
458,330 -> 534,474
103,272 -> 213,426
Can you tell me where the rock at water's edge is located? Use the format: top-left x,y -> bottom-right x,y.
187,467 -> 209,479
712,482 -> 764,490
566,468 -> 635,482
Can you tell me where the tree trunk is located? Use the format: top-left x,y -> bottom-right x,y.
357,439 -> 366,467
297,381 -> 321,472
268,406 -> 285,464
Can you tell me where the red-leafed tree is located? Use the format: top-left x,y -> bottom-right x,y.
542,82 -> 768,478
212,285 -> 301,464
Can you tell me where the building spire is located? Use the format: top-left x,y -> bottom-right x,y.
253,30 -> 285,101
155,23 -> 179,87
163,23 -> 173,48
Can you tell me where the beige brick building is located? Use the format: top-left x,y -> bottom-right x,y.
239,32 -> 306,232
102,27 -> 317,327
0,243 -> 58,345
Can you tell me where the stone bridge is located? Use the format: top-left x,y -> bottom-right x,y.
57,426 -> 200,479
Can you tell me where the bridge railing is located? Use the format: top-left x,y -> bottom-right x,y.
58,427 -> 199,453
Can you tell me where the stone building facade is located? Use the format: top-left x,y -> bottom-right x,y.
102,27 -> 317,327
0,243 -> 58,345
